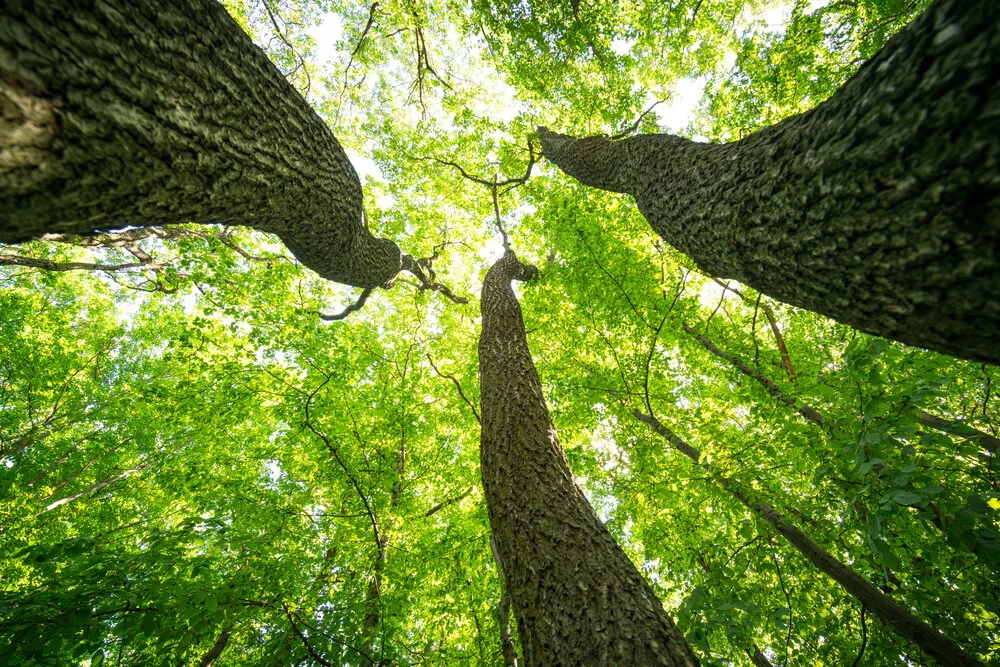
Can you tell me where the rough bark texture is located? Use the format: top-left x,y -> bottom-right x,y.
540,0 -> 1000,364
634,410 -> 984,667
478,250 -> 699,666
0,0 -> 401,287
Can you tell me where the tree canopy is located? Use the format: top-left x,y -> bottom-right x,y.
1,0 -> 998,665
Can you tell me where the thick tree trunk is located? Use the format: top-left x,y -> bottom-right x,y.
539,0 -> 1000,364
634,410 -> 983,667
478,250 -> 699,666
0,0 -> 401,287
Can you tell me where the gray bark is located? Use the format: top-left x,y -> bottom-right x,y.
634,410 -> 984,667
478,250 -> 699,666
0,0 -> 401,287
539,0 -> 1000,363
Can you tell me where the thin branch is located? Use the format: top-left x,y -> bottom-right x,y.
261,0 -> 312,98
426,354 -> 480,423
283,604 -> 332,667
320,287 -> 374,321
643,314 -> 668,417
424,487 -> 473,517
303,379 -> 381,549
851,604 -> 868,667
0,254 -> 163,273
610,99 -> 666,140
771,554 -> 793,667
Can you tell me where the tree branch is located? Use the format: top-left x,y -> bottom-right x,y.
320,287 -> 374,321
426,354 -> 480,423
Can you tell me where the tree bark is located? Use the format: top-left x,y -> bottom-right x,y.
539,0 -> 1000,364
745,645 -> 774,667
478,250 -> 699,666
634,410 -> 983,667
0,0 -> 401,287
197,626 -> 232,667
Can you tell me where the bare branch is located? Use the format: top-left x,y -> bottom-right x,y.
610,99 -> 666,141
426,354 -> 480,423
401,254 -> 468,304
320,287 -> 375,321
424,486 -> 472,517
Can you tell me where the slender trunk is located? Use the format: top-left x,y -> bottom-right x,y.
44,463 -> 145,512
498,589 -> 519,667
196,626 -> 232,667
360,432 -> 405,666
539,0 -> 1000,364
917,411 -> 999,454
478,250 -> 698,666
634,410 -> 983,667
745,645 -> 774,667
685,323 -> 999,456
0,0 -> 401,287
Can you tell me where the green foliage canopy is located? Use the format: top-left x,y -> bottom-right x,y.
1,0 -> 996,665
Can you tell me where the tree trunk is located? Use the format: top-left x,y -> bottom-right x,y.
360,430 -> 406,666
0,0 -> 401,287
634,410 -> 983,667
197,626 -> 232,667
745,645 -> 774,667
539,0 -> 1000,364
478,250 -> 699,666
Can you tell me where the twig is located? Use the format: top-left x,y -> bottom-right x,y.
851,604 -> 867,667
320,287 -> 374,321
261,0 -> 312,98
610,99 -> 666,140
426,354 -> 480,423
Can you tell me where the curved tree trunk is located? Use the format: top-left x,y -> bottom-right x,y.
478,250 -> 699,666
634,410 -> 984,667
539,0 -> 1000,364
0,0 -> 401,287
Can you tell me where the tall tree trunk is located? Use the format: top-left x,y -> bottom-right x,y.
0,0 -> 401,287
478,250 -> 699,666
360,429 -> 406,666
539,0 -> 1000,364
633,410 -> 983,667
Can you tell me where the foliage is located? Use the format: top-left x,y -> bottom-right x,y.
1,0 -> 996,665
